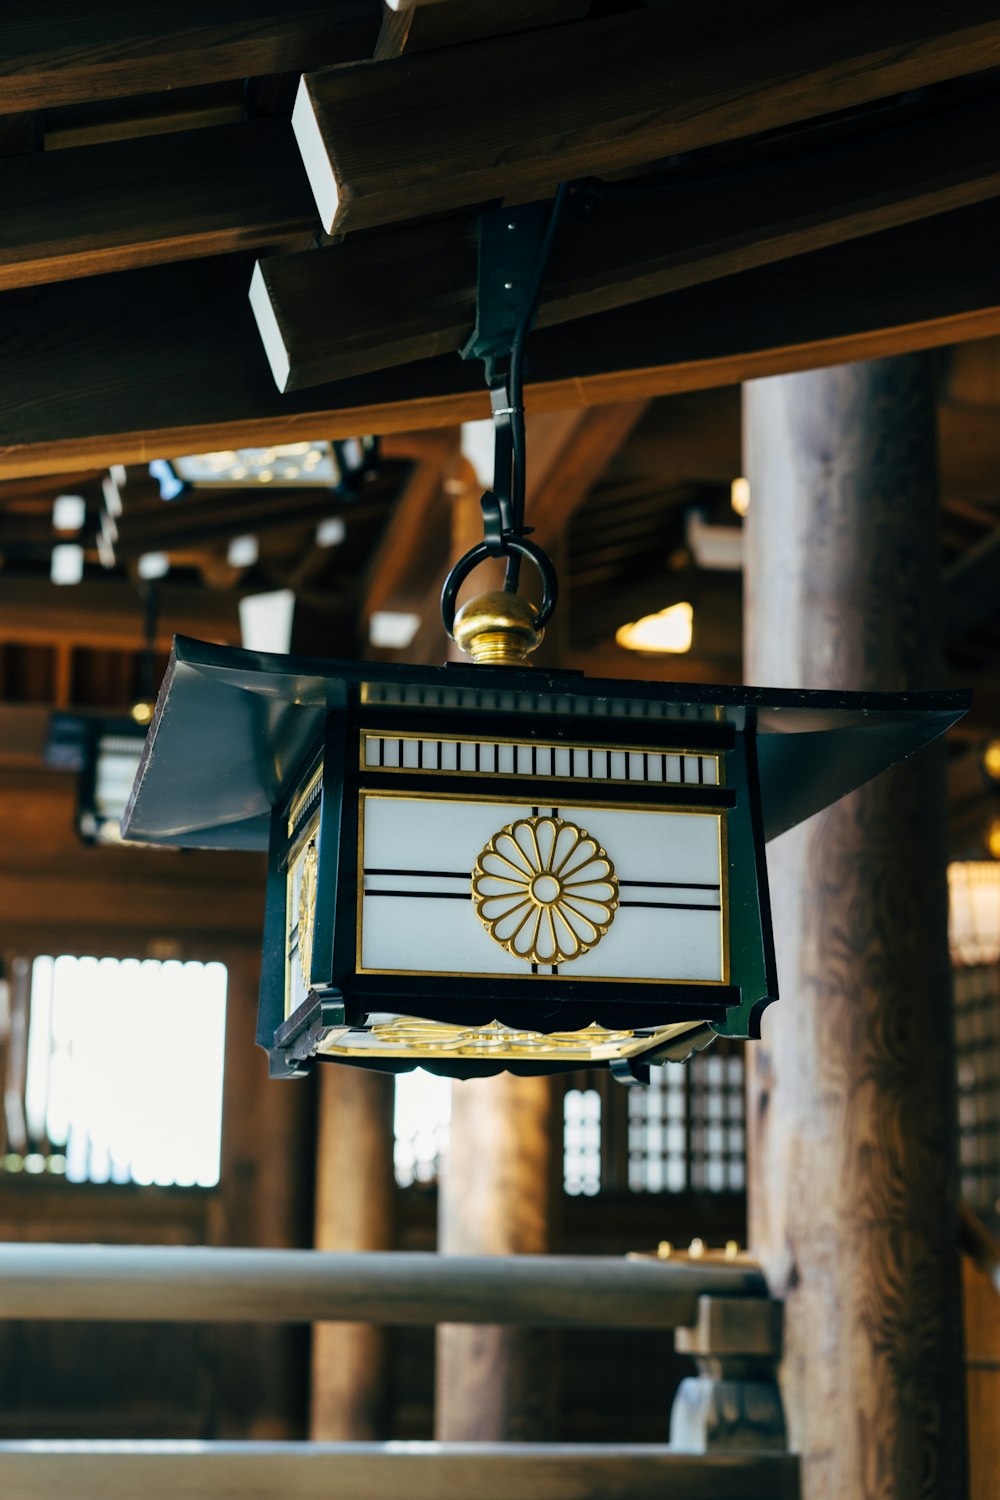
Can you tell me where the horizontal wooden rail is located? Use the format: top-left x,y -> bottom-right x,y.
0,1441 -> 799,1499
0,1245 -> 764,1326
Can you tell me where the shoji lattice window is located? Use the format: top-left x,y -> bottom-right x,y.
954,964 -> 1000,1217
1,954 -> 227,1187
626,1047 -> 746,1194
564,1088 -> 601,1196
393,1069 -> 451,1188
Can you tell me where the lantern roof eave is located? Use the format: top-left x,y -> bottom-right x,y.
121,634 -> 969,850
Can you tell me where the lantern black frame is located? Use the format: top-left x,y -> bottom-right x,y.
122,635 -> 968,1079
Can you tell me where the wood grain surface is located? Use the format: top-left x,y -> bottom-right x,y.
0,1442 -> 800,1500
296,0 -> 1000,234
0,3 -> 377,113
311,1065 -> 396,1440
256,89 -> 1000,391
6,201 -> 1000,478
437,1075 -> 558,1439
0,121 -> 317,290
744,356 -> 966,1500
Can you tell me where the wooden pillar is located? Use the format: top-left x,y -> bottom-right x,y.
743,356 -> 966,1500
310,1064 -> 396,1439
436,1073 -> 558,1439
435,464 -> 558,1441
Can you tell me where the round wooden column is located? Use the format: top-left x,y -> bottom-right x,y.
743,356 -> 966,1500
436,1073 -> 558,1439
310,1064 -> 396,1439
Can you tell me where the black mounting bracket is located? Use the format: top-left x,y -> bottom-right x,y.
459,202 -> 551,386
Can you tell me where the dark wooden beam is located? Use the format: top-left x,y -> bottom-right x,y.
256,88 -> 1000,390
7,200 -> 1000,480
0,3 -> 379,115
360,438 -> 455,621
944,526 -> 1000,640
294,1 -> 1000,236
0,577 -> 241,649
373,0 -> 591,61
0,121 -> 317,290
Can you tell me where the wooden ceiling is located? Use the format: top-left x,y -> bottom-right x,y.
1,0 -> 1000,849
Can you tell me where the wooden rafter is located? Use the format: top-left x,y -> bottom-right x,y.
294,0 -> 1000,236
0,578 -> 241,650
0,121 -> 317,291
4,200 -> 1000,480
374,0 -> 590,61
0,2 -> 378,114
254,88 -> 1000,391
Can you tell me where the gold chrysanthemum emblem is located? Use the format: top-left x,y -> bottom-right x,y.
472,815 -> 618,965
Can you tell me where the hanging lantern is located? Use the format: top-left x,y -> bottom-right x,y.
122,633 -> 965,1079
121,192 -> 967,1080
46,711 -> 150,847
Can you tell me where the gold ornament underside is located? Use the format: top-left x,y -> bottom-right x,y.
316,1015 -> 713,1064
297,840 -> 318,990
472,815 -> 619,965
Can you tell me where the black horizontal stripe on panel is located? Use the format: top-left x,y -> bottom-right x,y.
365,890 -> 472,900
619,900 -> 721,911
365,868 -> 470,879
619,879 -> 720,891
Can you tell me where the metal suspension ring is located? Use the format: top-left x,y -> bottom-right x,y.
440,537 -> 558,639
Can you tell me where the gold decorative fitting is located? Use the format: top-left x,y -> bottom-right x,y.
472,815 -> 618,965
317,1015 -> 712,1064
452,590 -> 543,666
298,841 -> 318,989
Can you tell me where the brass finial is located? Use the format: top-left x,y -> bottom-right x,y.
453,590 -> 543,666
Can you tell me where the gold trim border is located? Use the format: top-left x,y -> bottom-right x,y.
359,729 -> 724,787
316,1016 -> 710,1064
285,807 -> 321,1021
356,789 -> 729,987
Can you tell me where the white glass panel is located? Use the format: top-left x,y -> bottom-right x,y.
498,744 -> 515,774
627,753 -> 644,780
441,740 -> 458,771
361,894 -> 526,973
382,739 -> 401,768
702,758 -> 720,785
536,746 -> 554,776
609,752 -> 627,780
563,804 -> 720,887
402,739 -> 420,769
555,748 -> 572,777
592,750 -> 609,779
665,755 -> 681,781
648,755 -> 665,782
365,738 -> 380,766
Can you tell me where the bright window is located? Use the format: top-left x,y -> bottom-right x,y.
393,1069 -> 451,1187
8,955 -> 227,1187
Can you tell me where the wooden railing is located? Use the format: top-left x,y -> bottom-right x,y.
0,1244 -> 796,1499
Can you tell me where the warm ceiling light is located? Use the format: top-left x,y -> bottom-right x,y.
988,818 -> 1000,860
731,477 -> 750,517
131,700 -> 155,726
615,602 -> 693,654
949,861 -> 1000,966
982,740 -> 1000,781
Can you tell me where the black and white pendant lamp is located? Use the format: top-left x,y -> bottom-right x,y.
122,198 -> 967,1082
